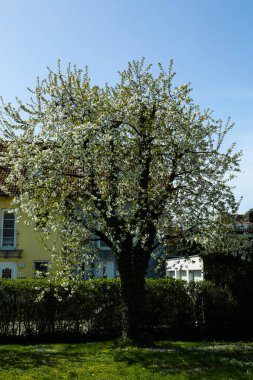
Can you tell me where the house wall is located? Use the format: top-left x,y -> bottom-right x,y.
0,197 -> 51,278
0,196 -> 117,279
166,255 -> 204,282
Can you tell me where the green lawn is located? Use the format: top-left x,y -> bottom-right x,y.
0,341 -> 252,379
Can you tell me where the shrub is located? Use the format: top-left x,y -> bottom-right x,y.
0,278 -> 243,340
143,279 -> 196,339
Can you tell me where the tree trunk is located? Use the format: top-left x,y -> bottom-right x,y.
117,246 -> 150,340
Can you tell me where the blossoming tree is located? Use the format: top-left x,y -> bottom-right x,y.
0,60 -> 241,338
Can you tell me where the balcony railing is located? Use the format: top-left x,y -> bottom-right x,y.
0,249 -> 23,258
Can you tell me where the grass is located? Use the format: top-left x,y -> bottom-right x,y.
0,340 -> 252,379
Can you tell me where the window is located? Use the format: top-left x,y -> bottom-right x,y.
193,270 -> 203,282
167,270 -> 175,278
95,225 -> 111,250
97,239 -> 111,250
180,270 -> 187,280
96,261 -> 115,278
1,209 -> 16,248
34,261 -> 49,277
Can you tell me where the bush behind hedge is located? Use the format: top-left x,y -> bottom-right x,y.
0,278 -> 244,340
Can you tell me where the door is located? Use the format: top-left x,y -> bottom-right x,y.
0,262 -> 17,279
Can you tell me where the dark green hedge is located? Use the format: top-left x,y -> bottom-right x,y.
143,279 -> 237,339
0,278 -> 245,340
0,279 -> 121,339
203,252 -> 253,339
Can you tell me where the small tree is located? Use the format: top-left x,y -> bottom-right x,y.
0,60 -> 241,339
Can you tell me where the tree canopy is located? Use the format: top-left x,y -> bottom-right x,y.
0,59 -> 241,338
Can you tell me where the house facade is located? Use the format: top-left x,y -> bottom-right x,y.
0,184 -> 119,279
0,139 -> 119,279
166,216 -> 253,283
0,194 -> 118,279
166,255 -> 204,282
0,196 -> 52,278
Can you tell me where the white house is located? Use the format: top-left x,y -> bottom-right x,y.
166,255 -> 203,282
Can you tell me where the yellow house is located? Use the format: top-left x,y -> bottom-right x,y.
0,194 -> 118,279
0,142 -> 118,279
0,140 -> 52,278
0,191 -> 117,279
0,193 -> 52,279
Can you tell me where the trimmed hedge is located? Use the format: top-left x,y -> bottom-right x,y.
0,278 -> 244,340
0,279 -> 121,339
143,279 -> 236,339
203,252 -> 253,339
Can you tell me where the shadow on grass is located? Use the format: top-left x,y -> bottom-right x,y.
113,342 -> 253,379
0,350 -> 83,371
0,342 -> 252,380
0,341 -> 114,371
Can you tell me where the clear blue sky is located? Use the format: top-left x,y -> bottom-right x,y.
0,0 -> 252,212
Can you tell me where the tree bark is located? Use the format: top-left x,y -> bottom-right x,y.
117,246 -> 150,340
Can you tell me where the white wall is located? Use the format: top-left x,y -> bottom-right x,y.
166,255 -> 204,282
